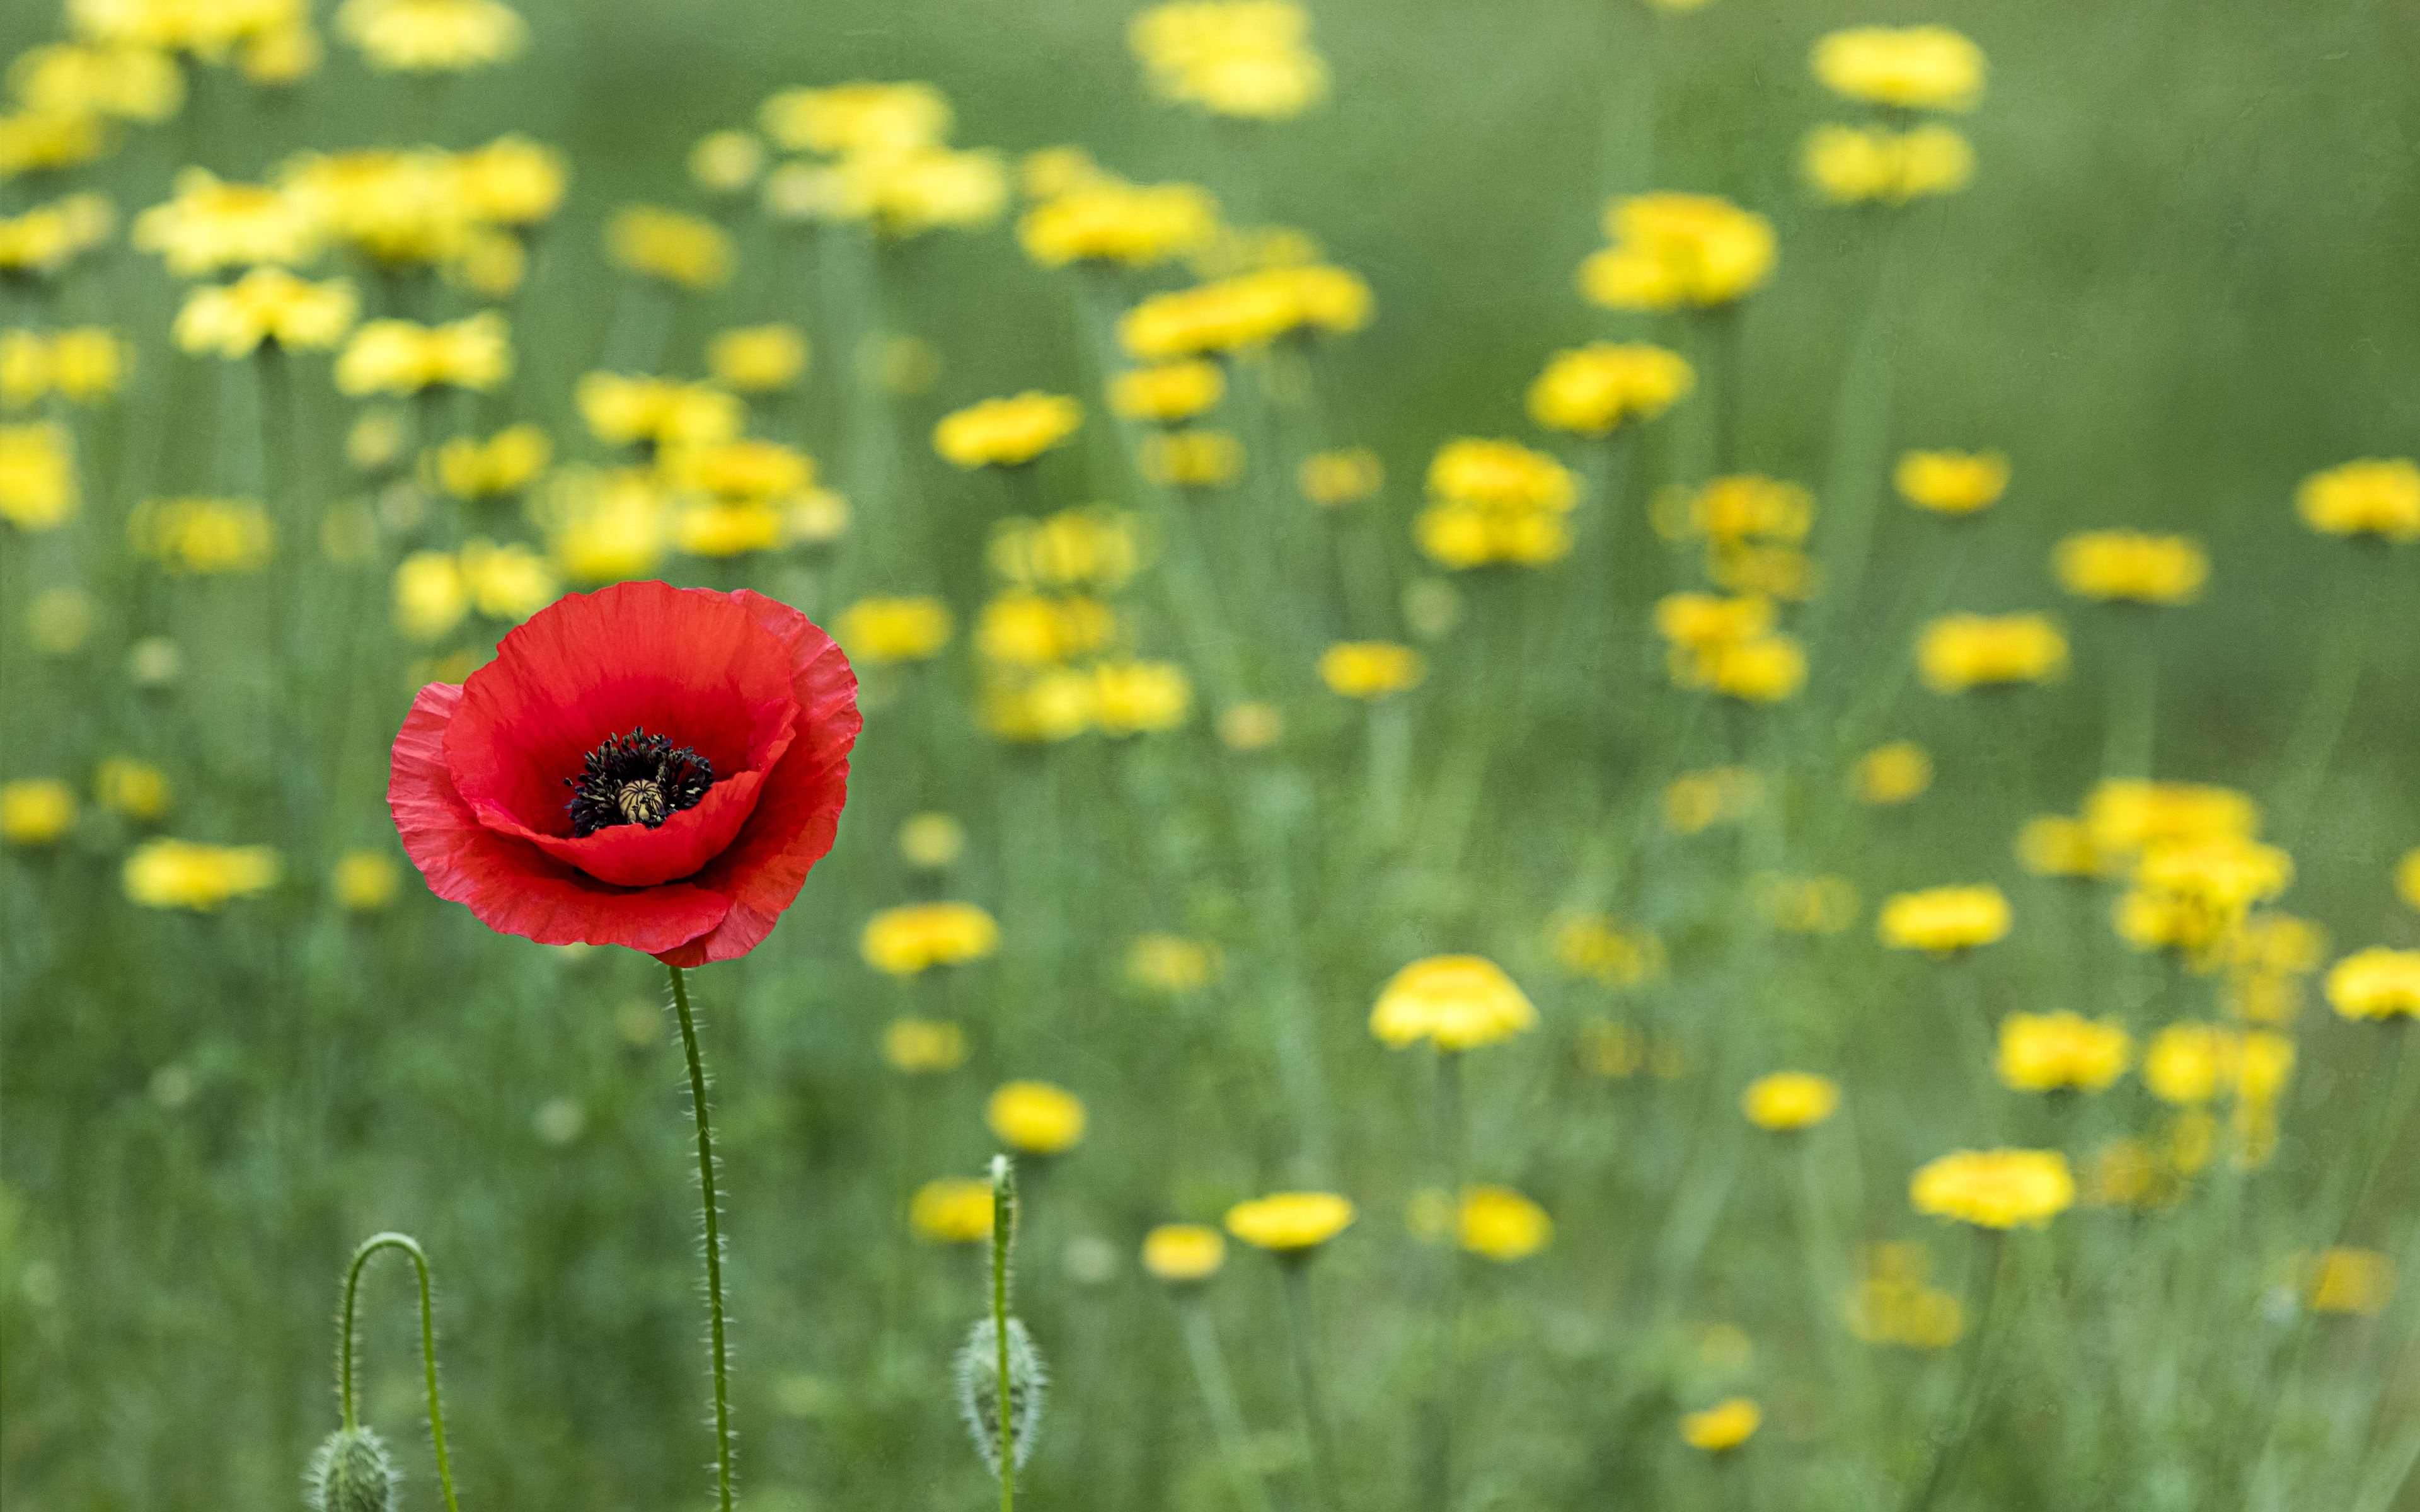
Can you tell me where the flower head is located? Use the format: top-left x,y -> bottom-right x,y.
175,269 -> 358,358
1853,740 -> 1933,805
332,850 -> 401,912
837,597 -> 953,665
882,1016 -> 969,1074
1370,955 -> 1536,1051
1894,450 -> 2008,516
1224,1191 -> 1354,1253
1456,1186 -> 1553,1261
1916,613 -> 2066,693
1803,123 -> 1974,204
2325,947 -> 2420,1022
1,423 -> 79,532
1318,641 -> 1425,699
1910,1148 -> 2074,1229
606,205 -> 734,292
986,1080 -> 1086,1155
1528,343 -> 1694,435
1129,1 -> 1330,120
934,393 -> 1083,469
708,324 -> 808,393
1142,1223 -> 1226,1283
1742,1071 -> 1840,1130
336,313 -> 511,396
336,0 -> 526,71
862,902 -> 1000,976
1879,885 -> 2010,954
2053,530 -> 2208,605
2295,458 -> 2419,542
1,778 -> 76,845
1997,1012 -> 2130,1093
911,1177 -> 994,1242
1681,1399 -> 1761,1453
388,581 -> 860,966
1582,193 -> 1775,311
1811,26 -> 1986,112
124,839 -> 280,909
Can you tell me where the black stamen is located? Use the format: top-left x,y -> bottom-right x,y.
565,728 -> 716,837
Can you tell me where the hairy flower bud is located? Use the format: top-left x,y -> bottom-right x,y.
954,1315 -> 1046,1473
306,1427 -> 399,1512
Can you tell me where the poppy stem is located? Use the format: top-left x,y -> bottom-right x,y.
337,1232 -> 461,1512
667,963 -> 737,1512
1280,1259 -> 1340,1512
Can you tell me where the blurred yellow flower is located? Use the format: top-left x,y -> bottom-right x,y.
544,468 -> 669,583
1127,933 -> 1222,994
1661,765 -> 1762,835
0,779 -> 76,845
708,324 -> 809,393
1812,25 -> 1986,112
986,1080 -> 1086,1155
435,425 -> 550,500
1803,123 -> 1974,204
1742,1072 -> 1840,1131
761,81 -> 951,158
1118,265 -> 1371,359
124,839 -> 280,910
240,25 -> 323,84
1299,447 -> 1384,507
2016,815 -> 2108,879
935,392 -> 1083,469
1703,634 -> 1806,703
394,552 -> 469,641
2325,947 -> 2420,1022
1528,342 -> 1694,435
2303,1248 -> 2395,1317
2143,1022 -> 2235,1105
605,205 -> 733,291
336,0 -> 525,72
0,422 -> 79,531
1456,1186 -> 1553,1261
1110,359 -> 1226,423
897,813 -> 965,872
837,596 -> 954,665
673,500 -> 784,558
2399,849 -> 2420,912
1369,954 -> 1536,1051
1224,1191 -> 1354,1252
27,586 -> 96,654
1680,1398 -> 1760,1453
132,168 -> 322,277
1217,701 -> 1285,751
1142,1223 -> 1226,1283
1997,1012 -> 2130,1094
910,1177 -> 993,1242
1582,193 -> 1775,311
1911,1148 -> 2073,1229
93,757 -> 170,822
977,592 -> 1117,667
991,508 -> 1141,591
1753,873 -> 1861,934
2083,779 -> 2259,858
1894,450 -> 2008,517
331,849 -> 401,912
454,135 -> 568,226
336,313 -> 511,395
2053,530 -> 2208,605
3,328 -> 129,408
883,1017 -> 969,1074
2295,458 -> 2419,542
1847,1243 -> 1966,1349
11,41 -> 184,122
861,901 -> 1001,976
1319,641 -> 1426,699
0,193 -> 115,278
458,538 -> 556,621
1853,740 -> 1933,805
1916,612 -> 2067,693
1022,179 -> 1218,268
1129,0 -> 1330,120
129,498 -> 274,574
1550,911 -> 1665,989
1879,885 -> 2010,954
1143,429 -> 1245,488
174,269 -> 358,357
2118,833 -> 2293,958
1092,660 -> 1194,735
688,130 -> 765,197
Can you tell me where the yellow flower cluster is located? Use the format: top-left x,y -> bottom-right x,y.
1916,612 -> 2067,693
1141,429 -> 1245,489
1853,740 -> 1933,805
1549,910 -> 1666,990
1803,123 -> 1974,205
1299,447 -> 1383,508
0,192 -> 115,277
1660,474 -> 1820,604
756,81 -> 1006,238
1655,587 -> 1805,701
990,507 -> 1143,593
1,778 -> 77,845
391,539 -> 558,641
1879,884 -> 2010,954
2053,530 -> 2208,605
1369,955 -> 1536,1051
1450,1186 -> 1553,1262
1910,1148 -> 2073,1229
2295,457 -> 2420,542
861,902 -> 1001,976
1,326 -> 125,407
123,839 -> 281,910
576,374 -> 744,450
1847,1245 -> 1966,1350
1129,1 -> 1328,121
1110,360 -> 1226,425
707,324 -> 808,394
1119,263 -> 1373,360
1527,342 -> 1694,437
910,1177 -> 994,1243
434,425 -> 551,501
1582,193 -> 1776,312
2117,832 -> 2294,961
1416,438 -> 1578,570
336,313 -> 512,396
127,497 -> 274,574
334,0 -> 522,72
175,268 -> 357,358
1997,1012 -> 2131,1093
1022,173 -> 1219,269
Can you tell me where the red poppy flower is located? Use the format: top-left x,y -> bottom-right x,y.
389,580 -> 860,966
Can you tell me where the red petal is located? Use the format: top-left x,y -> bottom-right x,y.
442,580 -> 799,840
390,681 -> 732,952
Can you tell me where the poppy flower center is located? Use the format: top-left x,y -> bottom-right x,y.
566,728 -> 716,837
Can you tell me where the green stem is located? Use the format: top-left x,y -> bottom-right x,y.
667,964 -> 737,1512
991,1155 -> 1017,1512
1281,1259 -> 1340,1512
338,1232 -> 461,1512
1180,1298 -> 1278,1512
1808,212 -> 1910,658
2271,567 -> 2379,844
1903,1231 -> 2015,1512
1427,1050 -> 1466,1512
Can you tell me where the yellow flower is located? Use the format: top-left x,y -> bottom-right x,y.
453,135 -> 568,226
124,839 -> 281,910
1429,438 -> 1577,512
2015,815 -> 2107,879
981,670 -> 1097,744
2082,779 -> 2260,858
1549,911 -> 1665,989
1741,1072 -> 1840,1131
239,24 -> 322,84
989,508 -> 1141,590
576,375 -> 743,450
335,313 -> 512,395
1092,660 -> 1194,735
1224,1191 -> 1354,1253
1129,0 -> 1330,120
1318,641 -> 1425,699
435,425 -> 550,500
1661,765 -> 1762,835
11,41 -> 184,121
834,147 -> 1011,239
861,902 -> 1001,976
132,169 -> 322,277
2303,1248 -> 2396,1317
837,596 -> 954,665
688,130 -> 765,197
1803,123 -> 1974,204
0,422 -> 79,531
986,1080 -> 1086,1155
458,538 -> 556,621
760,80 -> 951,156
174,268 -> 358,358
1218,701 -> 1285,751
1848,1244 -> 1968,1349
1,779 -> 77,845
1456,1186 -> 1552,1261
2117,834 -> 2293,958
1853,740 -> 1933,805
1021,179 -> 1218,268
1117,265 -> 1371,359
2294,457 -> 2420,542
1299,447 -> 1383,507
910,1177 -> 994,1242
2325,947 -> 2420,1022
977,591 -> 1117,667
1997,1012 -> 2130,1094
331,849 -> 401,912
1110,359 -> 1226,423
1655,592 -> 1774,667
1681,1399 -> 1761,1453
897,813 -> 965,872
1142,1223 -> 1226,1283
3,328 -> 130,408
2143,1022 -> 2234,1105
2053,530 -> 2208,605
605,205 -> 733,292
393,552 -> 468,641
1879,885 -> 2010,954
2399,849 -> 2420,912
934,392 -> 1083,469
882,1016 -> 969,1074
1369,955 -> 1536,1051
1127,934 -> 1222,994
708,324 -> 809,393
1527,341 -> 1694,435
1582,193 -> 1775,311
1894,450 -> 2008,517
1143,429 -> 1245,489
129,498 -> 274,574
1753,873 -> 1862,935
1703,634 -> 1805,704
671,500 -> 782,558
93,757 -> 171,822
335,0 -> 526,72
1910,1148 -> 2073,1229
1812,25 -> 1986,112
1916,612 -> 2067,693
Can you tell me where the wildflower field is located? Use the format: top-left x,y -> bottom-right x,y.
4,1 -> 2419,1510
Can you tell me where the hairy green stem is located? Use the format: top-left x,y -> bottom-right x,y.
338,1232 -> 461,1512
991,1155 -> 1017,1512
667,964 -> 736,1512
